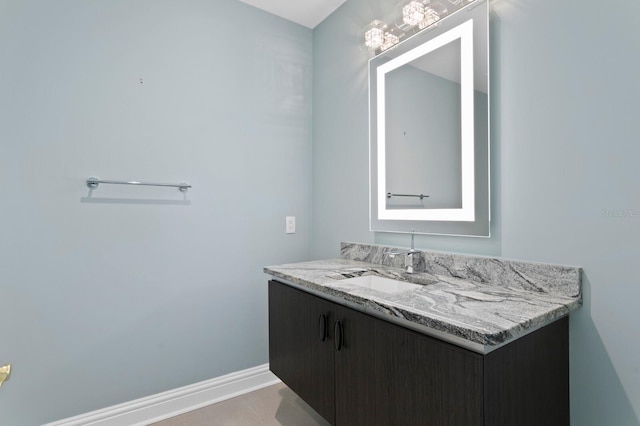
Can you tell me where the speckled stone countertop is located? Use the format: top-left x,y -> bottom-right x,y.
264,243 -> 582,354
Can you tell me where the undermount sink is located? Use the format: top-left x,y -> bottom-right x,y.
340,275 -> 422,294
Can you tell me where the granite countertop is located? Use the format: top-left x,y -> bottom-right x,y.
264,243 -> 582,354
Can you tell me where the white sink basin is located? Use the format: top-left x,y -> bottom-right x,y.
340,275 -> 422,294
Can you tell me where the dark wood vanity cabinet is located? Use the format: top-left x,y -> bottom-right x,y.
268,280 -> 569,426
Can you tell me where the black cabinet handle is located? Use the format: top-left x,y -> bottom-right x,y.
334,320 -> 343,352
318,313 -> 328,342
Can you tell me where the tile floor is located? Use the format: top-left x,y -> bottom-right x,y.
149,382 -> 331,426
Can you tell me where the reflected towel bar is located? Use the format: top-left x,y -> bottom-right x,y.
87,177 -> 191,192
387,192 -> 429,200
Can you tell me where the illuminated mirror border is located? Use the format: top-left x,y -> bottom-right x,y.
376,19 -> 475,222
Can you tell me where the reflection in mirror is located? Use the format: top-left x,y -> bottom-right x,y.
386,39 -> 461,211
369,0 -> 489,236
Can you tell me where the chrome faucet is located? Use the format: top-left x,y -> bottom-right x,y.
384,229 -> 421,274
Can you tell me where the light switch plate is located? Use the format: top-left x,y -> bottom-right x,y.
286,216 -> 296,234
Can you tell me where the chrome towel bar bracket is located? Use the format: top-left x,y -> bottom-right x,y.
87,177 -> 191,192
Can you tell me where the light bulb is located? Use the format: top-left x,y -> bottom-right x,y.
402,1 -> 426,27
381,31 -> 400,51
364,20 -> 387,49
418,7 -> 440,29
430,1 -> 449,17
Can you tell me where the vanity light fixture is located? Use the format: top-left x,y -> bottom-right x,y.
365,0 -> 475,55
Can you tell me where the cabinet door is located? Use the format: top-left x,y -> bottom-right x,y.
484,317 -> 569,426
268,281 -> 335,424
333,305 -> 381,426
374,319 -> 484,426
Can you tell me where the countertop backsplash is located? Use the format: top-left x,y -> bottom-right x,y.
340,242 -> 581,298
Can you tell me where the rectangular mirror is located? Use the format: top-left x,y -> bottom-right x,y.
369,0 -> 489,236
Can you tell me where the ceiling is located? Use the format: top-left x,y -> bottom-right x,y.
237,0 -> 348,29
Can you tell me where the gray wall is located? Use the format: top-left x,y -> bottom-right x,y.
0,1 -> 312,424
313,0 -> 640,425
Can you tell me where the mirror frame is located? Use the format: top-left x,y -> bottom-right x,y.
369,0 -> 490,236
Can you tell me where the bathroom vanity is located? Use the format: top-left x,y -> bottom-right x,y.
270,1 -> 581,423
265,243 -> 581,426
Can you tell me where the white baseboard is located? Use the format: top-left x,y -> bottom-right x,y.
46,364 -> 280,426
